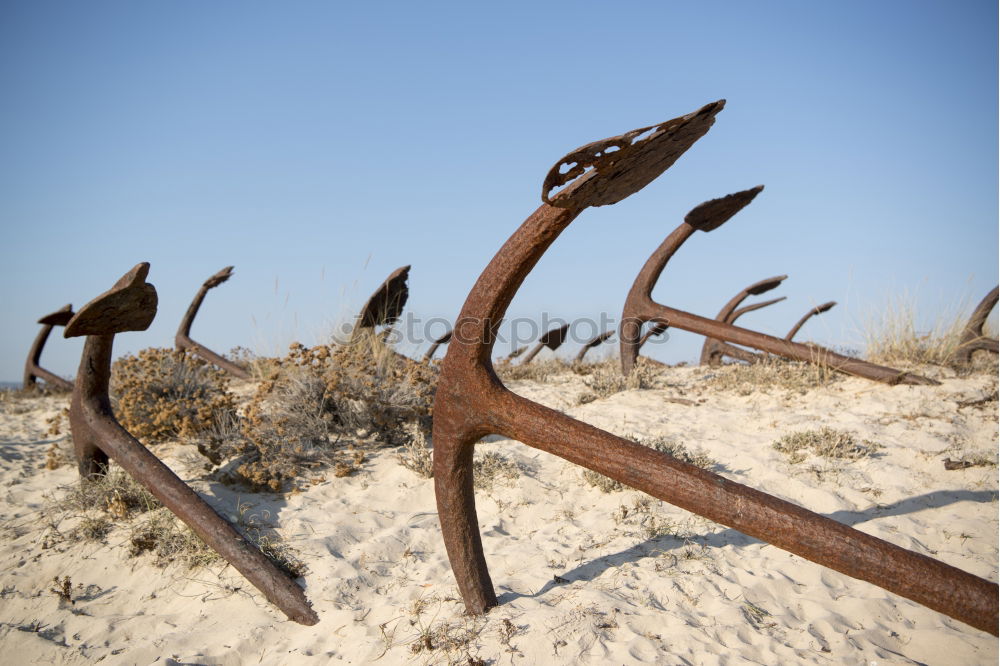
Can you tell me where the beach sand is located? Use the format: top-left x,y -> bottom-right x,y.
1,362 -> 996,664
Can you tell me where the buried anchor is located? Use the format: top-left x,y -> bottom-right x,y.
175,266 -> 250,380
431,101 -> 996,634
23,304 -> 75,391
619,188 -> 935,385
67,264 -> 317,625
699,275 -> 786,366
954,286 -> 999,364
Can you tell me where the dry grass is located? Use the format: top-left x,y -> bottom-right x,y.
495,358 -> 574,382
42,463 -> 305,573
702,357 -> 841,395
577,357 -> 660,404
862,294 -> 985,368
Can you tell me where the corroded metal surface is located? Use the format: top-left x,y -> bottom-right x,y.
23,304 -> 75,391
699,276 -> 786,366
66,264 -> 317,626
619,190 -> 936,385
432,105 -> 997,634
575,330 -> 614,362
954,286 -> 999,364
543,101 -> 725,208
354,265 -> 410,336
520,323 -> 570,364
423,328 -> 454,363
175,266 -> 250,380
785,300 -> 837,341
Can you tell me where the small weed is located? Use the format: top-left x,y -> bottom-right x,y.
44,439 -> 72,470
473,451 -> 521,492
49,576 -> 73,605
496,359 -> 572,382
741,599 -> 776,630
64,464 -> 160,519
235,503 -> 308,579
773,427 -> 882,464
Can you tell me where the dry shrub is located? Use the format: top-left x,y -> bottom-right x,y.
110,347 -> 236,443
199,336 -> 437,491
703,357 -> 841,396
396,421 -> 433,479
45,439 -> 73,470
773,427 -> 882,464
128,508 -> 220,568
320,336 -> 436,443
583,434 -> 717,493
577,357 -> 659,404
228,346 -> 283,381
201,369 -> 344,492
64,464 -> 160,519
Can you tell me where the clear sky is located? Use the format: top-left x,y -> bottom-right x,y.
2,1 -> 997,382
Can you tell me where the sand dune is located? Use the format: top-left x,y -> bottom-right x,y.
1,362 -> 996,664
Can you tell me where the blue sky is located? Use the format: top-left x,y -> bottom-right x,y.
2,1 -> 997,381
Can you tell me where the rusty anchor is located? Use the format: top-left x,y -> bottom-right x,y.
23,304 -> 75,391
175,266 -> 250,380
352,265 -> 410,341
954,286 -> 999,364
519,323 -> 571,364
423,328 -> 454,363
576,321 -> 667,363
703,296 -> 788,366
699,276 -> 787,366
707,297 -> 839,366
67,264 -> 318,625
432,101 -> 996,634
575,329 -> 614,362
785,300 -> 837,341
619,189 -> 936,385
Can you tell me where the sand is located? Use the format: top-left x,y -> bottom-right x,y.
0,362 -> 997,665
